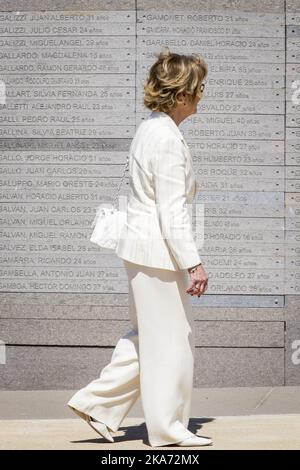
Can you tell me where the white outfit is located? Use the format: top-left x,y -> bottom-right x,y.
67,258 -> 196,447
67,111 -> 201,446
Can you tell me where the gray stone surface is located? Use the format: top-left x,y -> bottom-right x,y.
194,348 -> 284,387
287,1 -> 300,13
0,318 -> 284,347
137,1 -> 284,13
0,345 -> 284,389
0,291 -> 285,315
285,320 -> 300,385
0,1 -> 135,10
1,386 -> 300,420
1,414 -> 300,449
0,295 -> 285,317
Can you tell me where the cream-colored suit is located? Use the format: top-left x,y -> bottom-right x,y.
67,111 -> 201,447
116,110 -> 201,271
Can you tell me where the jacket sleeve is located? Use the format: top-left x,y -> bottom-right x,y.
151,134 -> 202,270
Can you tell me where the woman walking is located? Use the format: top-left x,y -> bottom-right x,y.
67,49 -> 211,447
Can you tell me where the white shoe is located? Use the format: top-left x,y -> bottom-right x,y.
177,435 -> 213,447
86,416 -> 115,443
68,404 -> 114,443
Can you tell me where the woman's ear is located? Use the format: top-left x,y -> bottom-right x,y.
177,91 -> 186,105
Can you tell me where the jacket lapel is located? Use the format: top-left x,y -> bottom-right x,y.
148,111 -> 188,145
148,111 -> 197,200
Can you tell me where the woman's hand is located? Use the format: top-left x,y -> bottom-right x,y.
186,263 -> 208,297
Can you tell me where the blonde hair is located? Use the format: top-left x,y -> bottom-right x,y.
143,48 -> 208,113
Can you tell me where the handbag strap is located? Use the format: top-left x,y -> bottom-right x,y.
112,155 -> 130,207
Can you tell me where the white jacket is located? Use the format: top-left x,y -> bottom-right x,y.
115,110 -> 201,271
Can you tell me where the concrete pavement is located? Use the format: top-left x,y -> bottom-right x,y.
0,386 -> 300,449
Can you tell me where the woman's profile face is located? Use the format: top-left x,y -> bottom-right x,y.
190,93 -> 202,114
181,90 -> 202,118
168,82 -> 205,124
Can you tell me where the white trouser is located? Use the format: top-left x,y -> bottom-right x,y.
67,259 -> 196,447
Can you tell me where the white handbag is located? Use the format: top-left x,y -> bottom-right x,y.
89,155 -> 129,251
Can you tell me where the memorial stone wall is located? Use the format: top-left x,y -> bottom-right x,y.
0,0 -> 299,389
